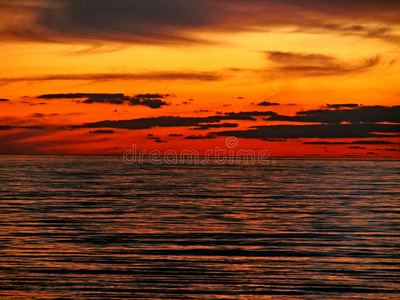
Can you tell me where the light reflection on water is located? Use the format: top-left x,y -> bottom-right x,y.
0,156 -> 399,299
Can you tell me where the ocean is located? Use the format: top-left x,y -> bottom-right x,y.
0,156 -> 399,299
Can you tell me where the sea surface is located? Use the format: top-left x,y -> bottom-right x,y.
0,156 -> 399,299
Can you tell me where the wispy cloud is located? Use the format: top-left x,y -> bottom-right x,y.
265,51 -> 381,77
28,113 -> 59,118
0,71 -> 223,84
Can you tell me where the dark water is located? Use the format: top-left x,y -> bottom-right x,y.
0,156 -> 399,299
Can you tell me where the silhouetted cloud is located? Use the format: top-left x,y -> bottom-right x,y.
302,141 -> 348,145
0,125 -> 13,131
213,123 -> 400,139
353,140 -> 396,145
193,123 -> 238,130
257,101 -> 280,106
28,113 -> 46,118
89,130 -> 114,134
223,111 -> 278,120
147,135 -> 161,140
184,135 -> 216,140
263,139 -> 287,142
303,140 -> 395,145
265,51 -> 380,77
28,113 -> 59,118
21,126 -> 45,130
168,134 -> 184,137
267,105 -> 400,123
0,98 -> 9,102
0,125 -> 44,130
324,104 -> 360,109
21,101 -> 48,106
0,71 -> 222,84
155,139 -> 168,143
38,93 -> 125,99
75,113 -> 273,131
37,93 -> 172,108
349,146 -> 366,149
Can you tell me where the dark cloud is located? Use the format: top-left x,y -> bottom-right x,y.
89,130 -> 114,134
213,123 -> 400,139
303,140 -> 395,145
184,135 -> 217,140
168,134 -> 184,137
263,138 -> 287,142
28,113 -> 59,118
384,148 -> 400,152
0,125 -> 13,131
38,93 -> 125,99
1,1 -> 400,46
22,102 -> 48,106
37,93 -> 172,109
76,117 -> 208,130
75,112 -> 275,131
0,98 -> 9,102
348,146 -> 366,149
28,113 -> 46,118
77,117 -> 215,130
324,104 -> 360,109
224,111 -> 278,120
155,139 -> 168,143
265,51 -> 380,77
353,140 -> 396,145
0,71 -> 222,84
0,125 -> 44,130
257,101 -> 280,106
147,135 -> 161,140
20,126 -> 45,130
302,141 -> 348,145
267,105 -> 400,123
193,123 -> 238,130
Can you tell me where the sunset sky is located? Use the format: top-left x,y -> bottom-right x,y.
1,0 -> 399,157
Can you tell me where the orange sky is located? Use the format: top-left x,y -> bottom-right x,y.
0,0 -> 399,157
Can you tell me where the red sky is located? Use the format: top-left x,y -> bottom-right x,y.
0,0 -> 399,157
